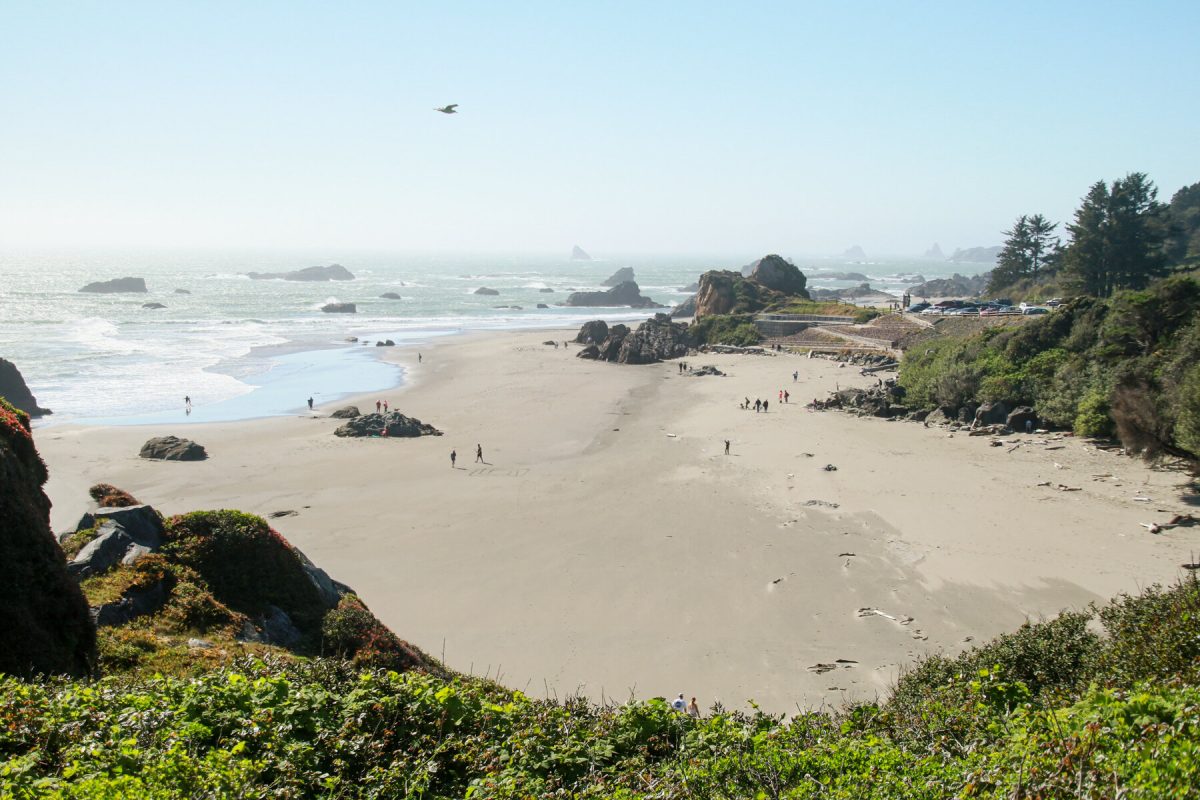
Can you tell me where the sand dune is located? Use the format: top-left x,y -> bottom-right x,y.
37,329 -> 1200,712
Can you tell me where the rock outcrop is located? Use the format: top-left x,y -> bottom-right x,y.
538,287 -> 555,293
142,302 -> 167,309
843,245 -> 867,260
0,359 -> 51,417
923,243 -> 945,260
671,294 -> 698,318
1007,406 -> 1038,431
974,401 -> 1011,427
246,264 -> 355,281
0,398 -> 95,677
536,303 -> 549,309
824,271 -> 870,281
947,246 -> 1002,264
67,506 -> 165,579
571,245 -> 592,260
474,287 -> 500,296
574,320 -> 609,344
174,288 -> 192,294
321,302 -> 357,313
139,436 -> 207,461
78,277 -> 147,293
908,272 -> 990,298
330,406 -> 360,419
380,292 -> 402,299
564,281 -> 664,309
745,254 -> 808,295
602,267 -> 635,286
334,412 -> 443,438
694,256 -> 810,319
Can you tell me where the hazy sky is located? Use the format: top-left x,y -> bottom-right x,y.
2,1 -> 1197,256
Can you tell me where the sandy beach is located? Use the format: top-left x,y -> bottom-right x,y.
35,329 -> 1200,712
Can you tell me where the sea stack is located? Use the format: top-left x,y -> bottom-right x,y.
0,359 -> 51,418
571,245 -> 592,261
78,277 -> 147,293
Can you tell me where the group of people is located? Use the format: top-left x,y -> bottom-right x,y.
671,694 -> 701,718
449,444 -> 485,467
676,361 -> 691,374
375,399 -> 389,413
742,397 -> 770,412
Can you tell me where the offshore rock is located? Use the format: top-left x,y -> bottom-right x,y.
602,267 -> 635,286
564,281 -> 664,308
246,264 -> 355,281
321,302 -> 356,313
746,254 -> 808,295
0,359 -> 51,417
78,277 -> 146,293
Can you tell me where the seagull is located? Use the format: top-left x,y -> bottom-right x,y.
434,104 -> 458,114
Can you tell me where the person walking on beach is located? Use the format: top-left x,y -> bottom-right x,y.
778,389 -> 783,403
784,390 -> 790,403
793,370 -> 798,382
475,444 -> 484,463
184,395 -> 192,409
450,449 -> 457,468
383,399 -> 389,413
686,697 -> 700,718
307,397 -> 313,410
418,353 -> 422,363
375,400 -> 381,413
724,439 -> 730,455
763,399 -> 769,412
754,398 -> 761,412
671,694 -> 686,713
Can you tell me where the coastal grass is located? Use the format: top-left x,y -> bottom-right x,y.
5,577 -> 1200,798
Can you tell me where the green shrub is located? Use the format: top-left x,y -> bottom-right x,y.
1073,387 -> 1112,436
687,314 -> 763,346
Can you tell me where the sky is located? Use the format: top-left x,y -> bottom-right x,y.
1,1 -> 1198,257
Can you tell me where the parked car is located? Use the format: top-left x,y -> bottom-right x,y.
1022,306 -> 1049,315
920,307 -> 943,315
907,302 -> 930,313
1045,298 -> 1063,307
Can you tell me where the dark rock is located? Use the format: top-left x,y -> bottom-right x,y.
576,345 -> 601,359
0,402 -> 95,677
139,435 -> 208,461
346,336 -> 358,342
974,401 -> 1011,426
243,605 -> 303,647
693,259 -> 809,319
616,314 -> 692,364
746,254 -> 808,295
474,287 -> 500,296
681,282 -> 699,292
843,245 -> 867,259
67,522 -> 135,579
91,578 -> 170,628
824,271 -> 870,281
925,407 -> 954,426
1007,406 -> 1038,432
375,340 -> 395,347
538,287 -> 555,293
536,303 -> 549,309
906,408 -> 930,422
671,294 -> 697,318
564,281 -> 664,309
380,292 -> 402,299
574,320 -> 610,345
597,324 -> 630,361
142,302 -> 167,309
688,365 -> 725,377
246,264 -> 355,281
78,277 -> 147,293
268,510 -> 298,518
602,267 -> 636,286
330,406 -> 360,419
295,549 -> 346,609
174,288 -> 191,294
957,405 -> 978,424
321,302 -> 356,313
0,359 -> 51,417
92,505 -> 165,545
334,411 -> 442,438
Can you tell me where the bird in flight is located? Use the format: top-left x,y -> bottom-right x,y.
434,104 -> 458,114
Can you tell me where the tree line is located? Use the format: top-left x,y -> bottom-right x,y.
988,173 -> 1200,297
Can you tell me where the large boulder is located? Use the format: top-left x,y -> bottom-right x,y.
90,577 -> 170,628
67,507 -> 165,579
321,302 -> 357,313
616,314 -> 693,364
474,287 -> 500,296
0,398 -> 96,677
380,292 -> 402,299
746,254 -> 808,295
1007,406 -> 1039,432
91,505 -> 165,544
974,401 -> 1011,427
78,277 -> 147,293
330,406 -> 360,419
246,264 -> 355,281
602,267 -> 635,286
140,435 -> 207,461
334,412 -> 442,438
596,324 -> 630,361
0,359 -> 51,417
142,302 -> 167,310
576,345 -> 601,360
574,320 -> 610,344
564,281 -> 664,308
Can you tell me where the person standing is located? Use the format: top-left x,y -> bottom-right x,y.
184,395 -> 192,409
784,390 -> 790,403
375,400 -> 381,413
724,439 -> 730,455
671,694 -> 686,713
475,444 -> 484,463
793,370 -> 798,382
764,399 -> 769,412
418,353 -> 422,363
383,399 -> 389,413
686,697 -> 700,718
450,449 -> 457,468
307,397 -> 313,410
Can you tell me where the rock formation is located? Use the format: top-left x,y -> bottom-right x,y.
0,398 -> 95,677
908,272 -> 990,298
947,246 -> 1002,264
538,287 -> 555,293
574,320 -> 609,344
78,277 -> 147,293
321,302 -> 357,313
564,281 -> 664,309
0,359 -> 51,417
843,245 -> 867,260
601,267 -> 635,286
694,256 -> 810,319
380,292 -> 402,299
334,412 -> 442,438
139,436 -> 208,461
142,302 -> 166,309
746,254 -> 808,295
571,245 -> 592,260
330,406 -> 360,419
246,264 -> 355,281
536,303 -> 549,309
174,288 -> 192,294
824,271 -> 870,281
67,506 -> 165,580
923,243 -> 945,260
571,314 -> 693,364
671,294 -> 697,318
474,287 -> 500,296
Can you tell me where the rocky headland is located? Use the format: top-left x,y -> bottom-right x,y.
78,277 -> 147,293
0,359 -> 51,418
246,264 -> 355,281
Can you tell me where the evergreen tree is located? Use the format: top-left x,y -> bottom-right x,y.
1026,213 -> 1058,280
988,213 -> 1059,293
1063,174 -> 1167,297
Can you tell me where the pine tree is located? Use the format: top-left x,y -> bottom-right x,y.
1064,174 -> 1168,297
1026,213 -> 1059,280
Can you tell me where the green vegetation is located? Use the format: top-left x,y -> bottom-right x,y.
899,274 -> 1200,464
773,300 -> 863,317
4,577 -> 1200,798
687,313 -> 763,346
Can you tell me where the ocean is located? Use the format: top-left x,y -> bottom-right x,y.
0,248 -> 964,426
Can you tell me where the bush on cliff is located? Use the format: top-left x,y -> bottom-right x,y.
0,397 -> 95,678
687,313 -> 763,346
